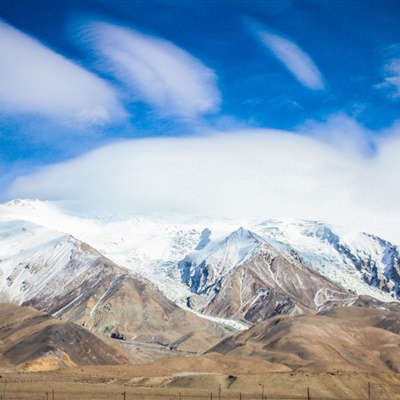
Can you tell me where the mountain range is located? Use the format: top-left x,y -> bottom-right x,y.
1,198 -> 400,372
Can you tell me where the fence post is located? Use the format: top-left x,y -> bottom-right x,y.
210,392 -> 213,400
368,382 -> 371,400
308,387 -> 311,400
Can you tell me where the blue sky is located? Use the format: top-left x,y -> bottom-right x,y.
1,1 -> 400,241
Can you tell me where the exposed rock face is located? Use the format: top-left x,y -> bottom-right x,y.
311,227 -> 400,295
209,306 -> 400,374
0,302 -> 128,371
110,331 -> 126,340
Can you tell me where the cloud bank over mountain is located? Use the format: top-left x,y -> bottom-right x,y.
6,122 -> 400,244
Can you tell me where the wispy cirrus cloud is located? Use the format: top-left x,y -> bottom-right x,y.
252,23 -> 325,90
79,21 -> 221,118
0,19 -> 125,126
376,58 -> 400,99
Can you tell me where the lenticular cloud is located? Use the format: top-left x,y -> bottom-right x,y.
81,21 -> 221,118
254,26 -> 325,90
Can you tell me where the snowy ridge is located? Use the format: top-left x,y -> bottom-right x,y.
0,219 -> 99,307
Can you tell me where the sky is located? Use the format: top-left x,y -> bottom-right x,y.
1,1 -> 400,242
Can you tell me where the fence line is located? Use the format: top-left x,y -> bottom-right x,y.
0,381 -> 396,400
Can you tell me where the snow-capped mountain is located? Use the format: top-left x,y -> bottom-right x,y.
0,214 -> 235,351
180,228 -> 266,294
255,220 -> 400,301
179,227 -> 357,322
0,198 -> 399,329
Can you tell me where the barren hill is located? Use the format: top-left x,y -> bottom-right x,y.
209,305 -> 400,373
0,302 -> 128,371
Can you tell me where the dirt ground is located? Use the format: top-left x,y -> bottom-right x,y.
1,366 -> 400,400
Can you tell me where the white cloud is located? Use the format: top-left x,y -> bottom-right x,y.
298,113 -> 373,155
80,21 -> 220,118
256,29 -> 325,90
376,58 -> 400,98
5,121 -> 400,244
0,20 -> 125,125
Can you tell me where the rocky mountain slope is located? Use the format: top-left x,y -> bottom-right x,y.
0,218 -> 234,352
180,227 -> 356,322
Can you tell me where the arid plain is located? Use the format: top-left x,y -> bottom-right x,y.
2,303 -> 400,399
